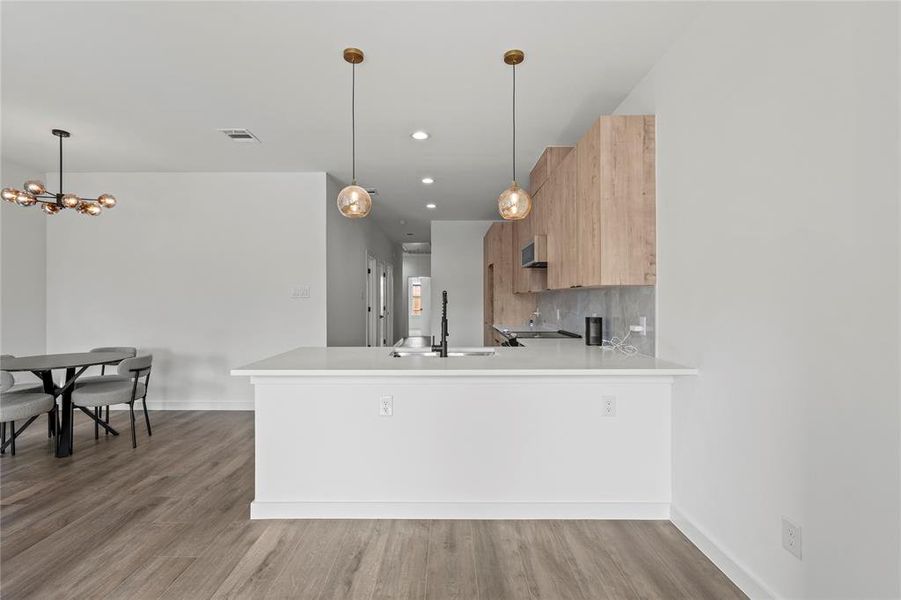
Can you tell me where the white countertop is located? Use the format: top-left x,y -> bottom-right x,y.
232,338 -> 696,377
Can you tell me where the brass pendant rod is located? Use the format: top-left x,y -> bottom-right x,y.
352,61 -> 356,184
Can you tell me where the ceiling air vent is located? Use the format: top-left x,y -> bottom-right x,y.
217,129 -> 261,143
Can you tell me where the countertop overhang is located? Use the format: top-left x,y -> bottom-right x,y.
231,339 -> 697,377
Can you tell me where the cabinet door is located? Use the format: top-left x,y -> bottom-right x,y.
576,119 -> 603,287
545,164 -> 564,289
559,149 -> 579,288
513,187 -> 547,293
525,186 -> 547,292
547,150 -> 580,289
574,116 -> 656,287
512,203 -> 531,294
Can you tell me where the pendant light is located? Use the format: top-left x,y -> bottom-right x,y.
336,48 -> 372,219
497,49 -> 532,221
2,129 -> 117,216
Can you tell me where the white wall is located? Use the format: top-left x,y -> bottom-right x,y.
45,172 -> 328,409
615,3 -> 899,598
399,252 -> 431,339
430,221 -> 492,347
1,160 -> 47,356
326,176 -> 400,347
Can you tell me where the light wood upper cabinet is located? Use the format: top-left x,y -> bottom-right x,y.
494,116 -> 655,303
528,146 -> 572,195
512,187 -> 548,294
575,115 -> 656,287
512,146 -> 573,294
546,149 -> 580,290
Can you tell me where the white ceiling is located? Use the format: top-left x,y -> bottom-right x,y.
1,1 -> 702,242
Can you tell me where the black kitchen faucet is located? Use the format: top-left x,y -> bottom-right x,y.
432,290 -> 449,358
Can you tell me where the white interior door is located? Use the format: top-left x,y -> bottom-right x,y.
377,260 -> 387,347
385,264 -> 394,346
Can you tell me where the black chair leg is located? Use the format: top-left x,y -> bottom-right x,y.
94,408 -> 99,440
104,405 -> 110,436
10,420 -> 15,456
1,422 -> 6,455
141,398 -> 152,436
48,412 -> 53,438
129,403 -> 137,449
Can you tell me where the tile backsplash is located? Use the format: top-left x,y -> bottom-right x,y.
535,286 -> 656,356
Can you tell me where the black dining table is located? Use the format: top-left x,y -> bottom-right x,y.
0,351 -> 131,457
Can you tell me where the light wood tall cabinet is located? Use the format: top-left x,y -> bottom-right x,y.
484,222 -> 535,345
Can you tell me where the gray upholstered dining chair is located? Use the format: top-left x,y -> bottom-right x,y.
72,355 -> 153,449
1,371 -> 58,456
78,347 -> 137,438
0,354 -> 45,393
90,347 -> 137,376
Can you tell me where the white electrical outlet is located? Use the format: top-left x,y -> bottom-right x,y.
379,396 -> 393,417
782,517 -> 802,559
602,396 -> 616,417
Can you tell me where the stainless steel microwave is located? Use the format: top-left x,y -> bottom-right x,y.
521,235 -> 548,268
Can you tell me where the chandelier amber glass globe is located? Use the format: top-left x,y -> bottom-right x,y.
16,191 -> 37,206
24,180 -> 45,195
2,188 -> 18,202
41,203 -> 61,215
61,194 -> 80,208
337,184 -> 372,218
97,193 -> 117,208
497,182 -> 532,220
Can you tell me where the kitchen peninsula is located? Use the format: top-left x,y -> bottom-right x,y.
232,339 -> 695,520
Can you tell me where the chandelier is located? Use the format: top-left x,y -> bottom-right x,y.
1,129 -> 117,216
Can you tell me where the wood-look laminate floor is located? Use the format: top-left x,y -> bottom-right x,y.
1,411 -> 746,600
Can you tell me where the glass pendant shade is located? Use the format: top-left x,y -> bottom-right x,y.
16,191 -> 37,206
85,203 -> 102,216
497,182 -> 532,220
24,180 -> 45,195
2,188 -> 18,202
61,194 -> 80,208
336,185 -> 372,218
97,193 -> 117,208
41,203 -> 61,215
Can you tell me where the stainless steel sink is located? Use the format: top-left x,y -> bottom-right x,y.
390,347 -> 496,358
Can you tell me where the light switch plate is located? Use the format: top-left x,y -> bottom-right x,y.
782,517 -> 802,559
602,396 -> 616,417
291,285 -> 311,299
379,396 -> 393,417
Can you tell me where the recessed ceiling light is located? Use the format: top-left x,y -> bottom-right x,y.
411,131 -> 429,141
426,203 -> 437,209
421,177 -> 434,185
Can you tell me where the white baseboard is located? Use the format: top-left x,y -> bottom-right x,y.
671,505 -> 777,600
109,401 -> 253,411
250,501 -> 670,520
